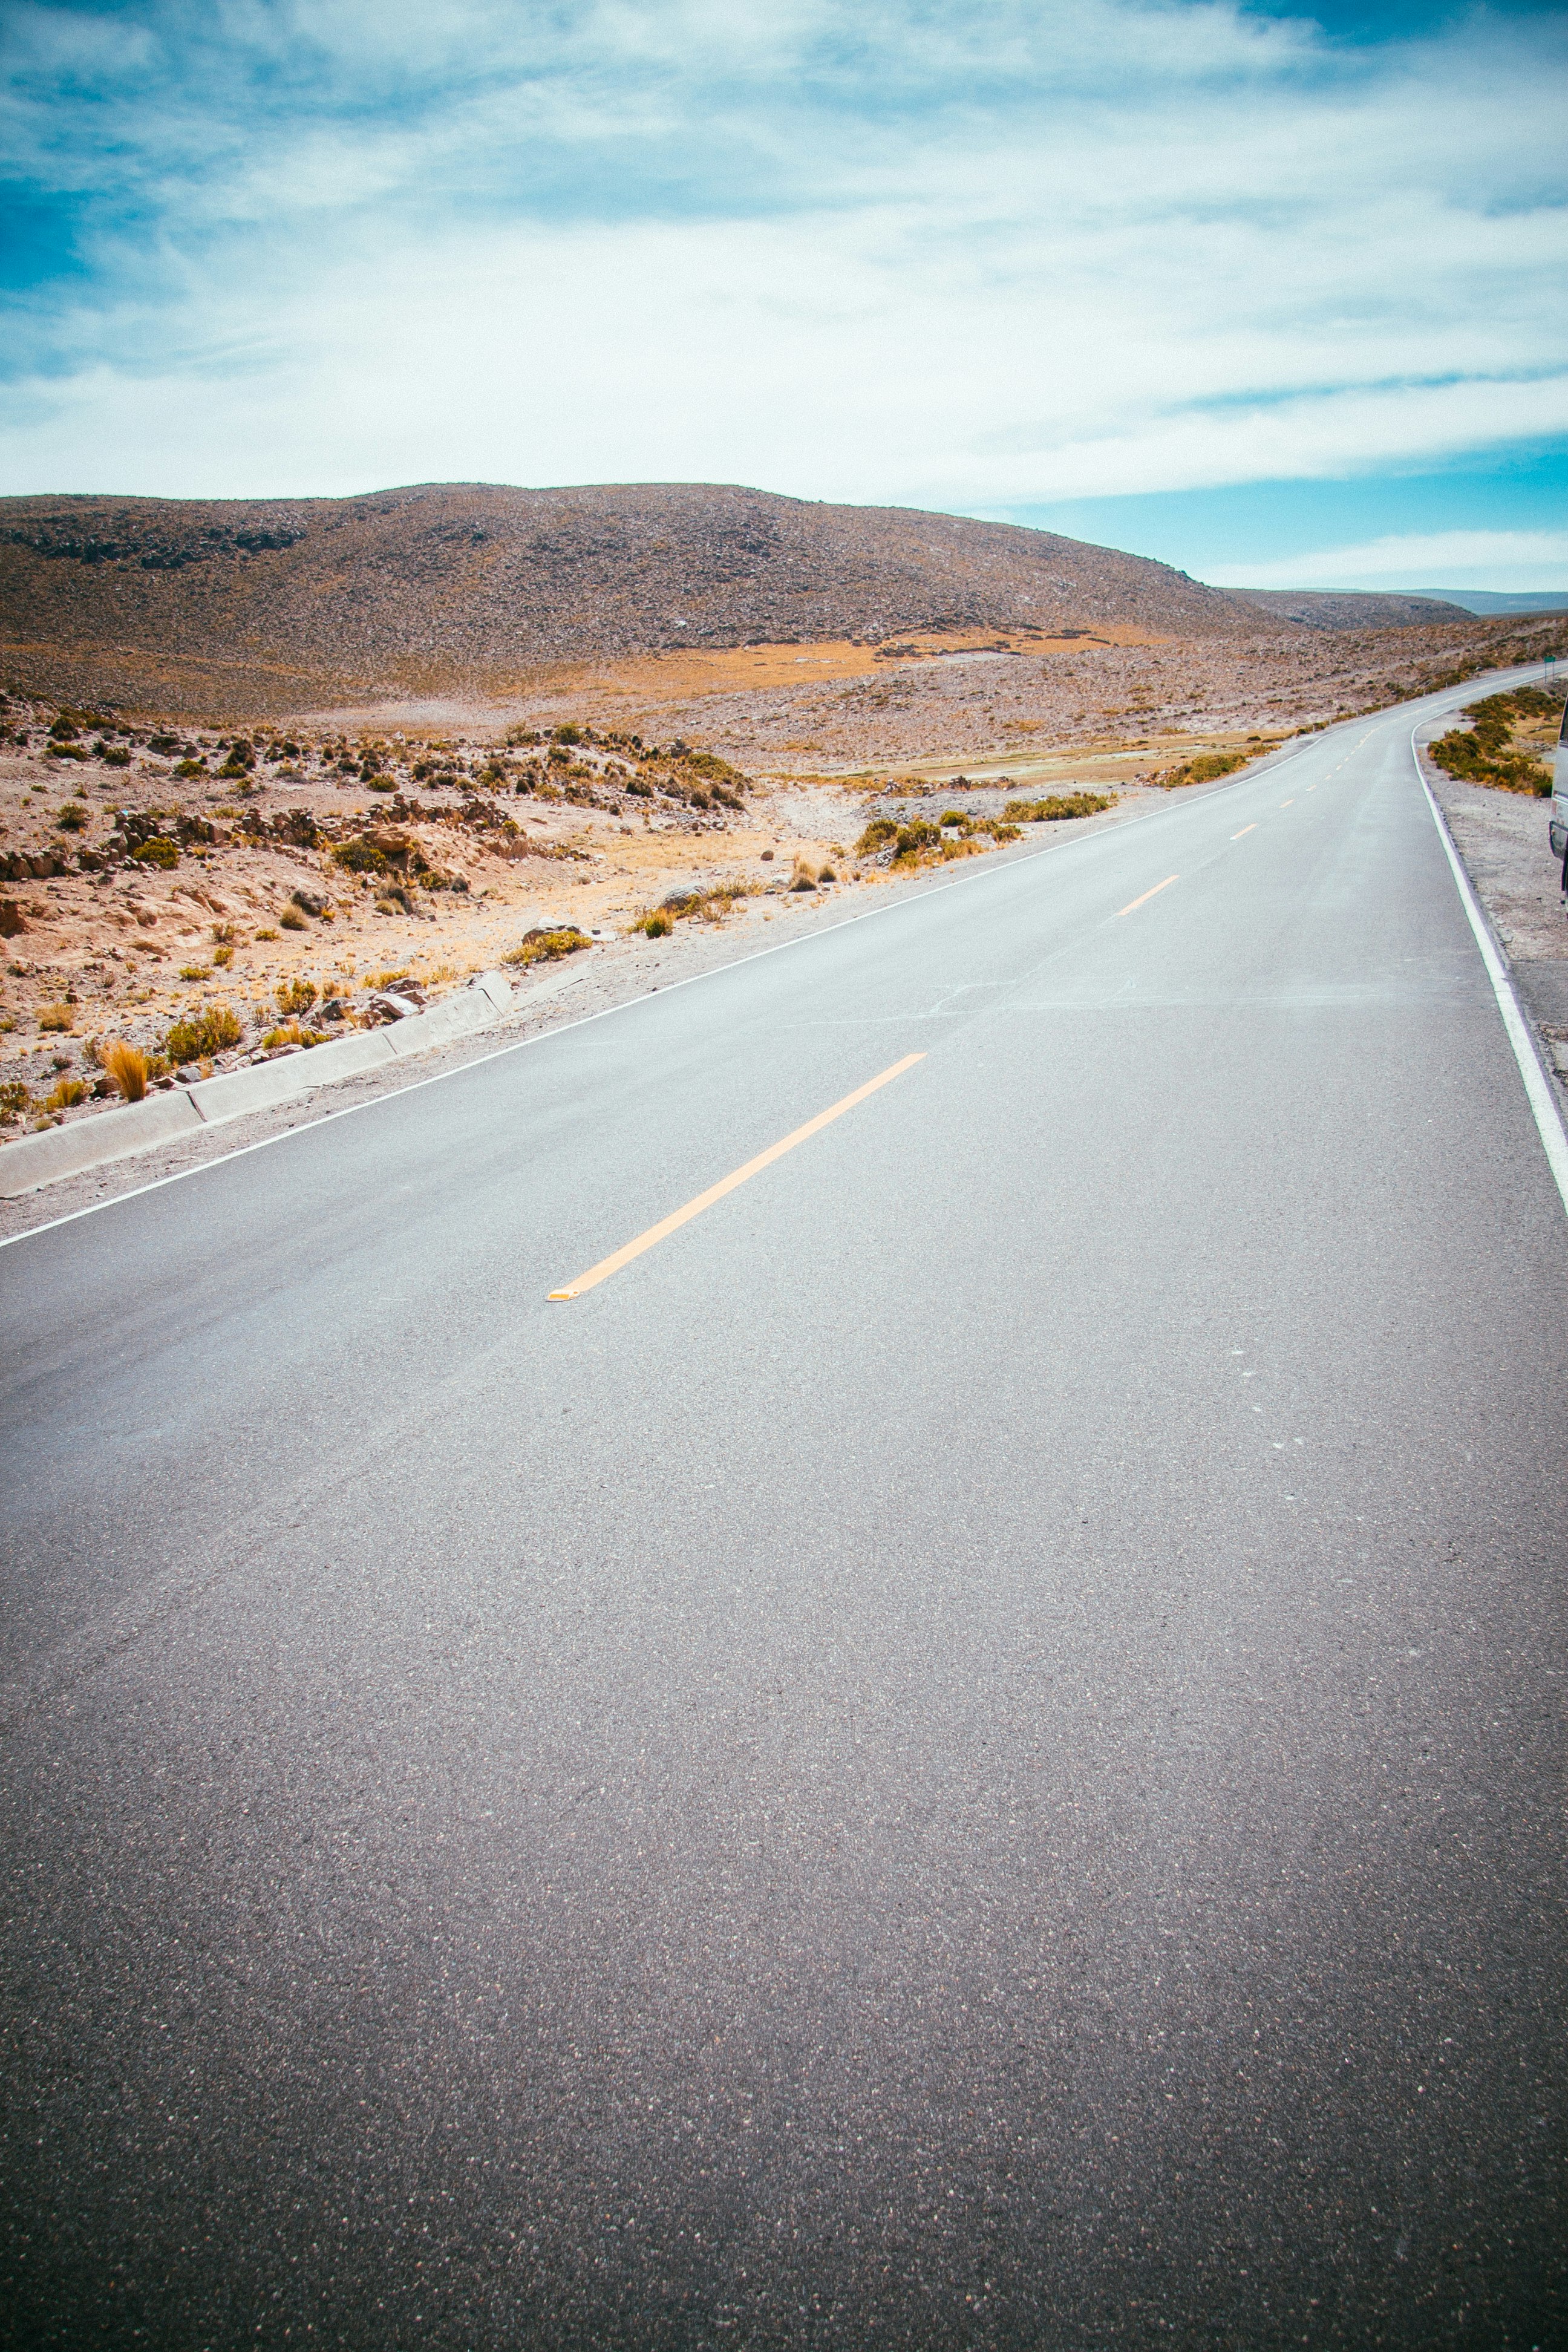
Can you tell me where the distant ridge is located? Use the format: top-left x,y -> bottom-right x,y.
0,480 -> 1261,717
1220,588 -> 1469,631
1419,590 -> 1568,616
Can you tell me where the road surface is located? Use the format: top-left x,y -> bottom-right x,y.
2,681 -> 1564,2348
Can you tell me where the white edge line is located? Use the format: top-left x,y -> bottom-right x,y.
1411,721 -> 1568,1220
0,668 -> 1543,1253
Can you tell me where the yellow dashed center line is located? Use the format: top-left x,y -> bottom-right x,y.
1116,875 -> 1180,918
547,1051 -> 927,1301
1279,799 -> 1293,807
1232,825 -> 1256,840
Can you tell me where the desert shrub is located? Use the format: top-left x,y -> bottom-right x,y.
636,910 -> 673,937
791,860 -> 819,890
211,922 -> 236,943
212,944 -> 234,967
892,822 -> 940,857
261,1021 -> 323,1050
276,977 -> 319,1016
44,1077 -> 88,1111
1427,690 -> 1557,795
47,716 -> 79,742
1158,751 -> 1247,790
253,926 -> 279,941
503,926 -> 591,967
332,837 -> 388,874
939,809 -> 969,828
367,776 -> 396,792
132,835 -> 180,869
1004,791 -> 1116,822
99,745 -> 131,768
174,757 -> 205,777
0,1081 -> 31,1121
279,906 -> 307,930
101,1040 -> 148,1100
45,742 -> 89,762
163,1004 -> 242,1060
817,863 -> 837,883
178,963 -> 212,982
54,803 -> 88,832
38,1002 -> 74,1033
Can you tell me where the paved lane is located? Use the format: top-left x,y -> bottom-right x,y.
2,684 -> 1564,2348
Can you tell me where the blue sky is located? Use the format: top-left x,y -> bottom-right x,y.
1,0 -> 1566,589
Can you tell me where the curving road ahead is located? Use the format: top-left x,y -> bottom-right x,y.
2,678 -> 1564,2349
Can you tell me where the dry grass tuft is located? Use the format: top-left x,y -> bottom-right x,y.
1003,791 -> 1116,822
101,1039 -> 149,1100
164,1004 -> 243,1061
503,926 -> 591,967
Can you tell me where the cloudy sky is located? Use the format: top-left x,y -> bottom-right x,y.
2,0 -> 1565,589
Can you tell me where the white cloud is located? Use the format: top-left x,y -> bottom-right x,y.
1224,528 -> 1568,592
0,0 -> 1565,518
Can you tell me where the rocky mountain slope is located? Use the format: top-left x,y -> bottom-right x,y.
0,482 -> 1250,717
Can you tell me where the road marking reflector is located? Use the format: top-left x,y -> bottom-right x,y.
547,1051 -> 927,1300
1232,825 -> 1256,840
1116,875 -> 1179,918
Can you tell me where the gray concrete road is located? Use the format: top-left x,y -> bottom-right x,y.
2,681 -> 1564,2349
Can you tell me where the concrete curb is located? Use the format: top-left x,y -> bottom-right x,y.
0,1089 -> 204,1192
0,970 -> 526,1197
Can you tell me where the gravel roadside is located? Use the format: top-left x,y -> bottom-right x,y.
1419,728 -> 1568,1090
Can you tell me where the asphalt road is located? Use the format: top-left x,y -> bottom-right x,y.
2,681 -> 1564,2350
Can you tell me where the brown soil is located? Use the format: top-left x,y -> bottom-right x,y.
0,482 -> 1254,722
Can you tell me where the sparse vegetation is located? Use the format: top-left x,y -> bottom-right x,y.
503,926 -> 592,966
1428,688 -> 1561,795
101,1040 -> 149,1100
1156,751 -> 1250,789
332,837 -> 388,874
38,1002 -> 74,1033
276,977 -> 319,1016
1004,791 -> 1116,822
0,1080 -> 30,1122
854,812 -> 1019,869
43,1076 -> 87,1111
279,905 -> 307,930
163,1004 -> 242,1060
131,835 -> 180,869
261,1019 -> 324,1050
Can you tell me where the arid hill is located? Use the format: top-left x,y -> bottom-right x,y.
1222,587 -> 1468,630
0,482 -> 1252,718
